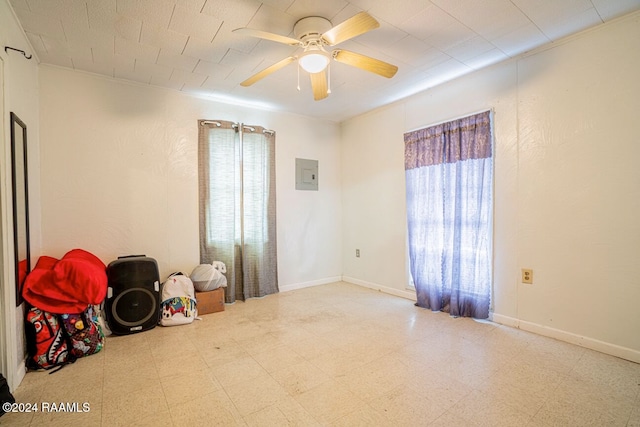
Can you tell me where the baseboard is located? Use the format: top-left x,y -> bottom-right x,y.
279,276 -> 343,293
14,358 -> 26,388
342,276 -> 417,301
492,313 -> 640,364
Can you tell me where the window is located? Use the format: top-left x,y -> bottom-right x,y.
198,121 -> 278,303
404,111 -> 493,318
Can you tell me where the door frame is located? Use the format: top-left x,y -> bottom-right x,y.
0,54 -> 20,390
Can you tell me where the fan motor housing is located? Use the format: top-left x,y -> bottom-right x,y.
294,16 -> 332,42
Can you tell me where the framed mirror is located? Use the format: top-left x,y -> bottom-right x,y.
10,112 -> 30,306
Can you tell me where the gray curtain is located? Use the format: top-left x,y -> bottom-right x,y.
404,111 -> 493,318
198,120 -> 278,303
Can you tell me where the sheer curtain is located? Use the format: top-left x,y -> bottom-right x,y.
404,111 -> 492,318
198,120 -> 278,303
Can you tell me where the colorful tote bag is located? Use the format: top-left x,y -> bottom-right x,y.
59,305 -> 104,358
25,307 -> 70,370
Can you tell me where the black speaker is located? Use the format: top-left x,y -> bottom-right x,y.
105,256 -> 160,335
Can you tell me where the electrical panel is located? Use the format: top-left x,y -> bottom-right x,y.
295,158 -> 318,191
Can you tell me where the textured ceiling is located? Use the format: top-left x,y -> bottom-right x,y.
8,0 -> 640,122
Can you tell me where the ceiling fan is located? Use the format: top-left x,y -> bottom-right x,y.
233,12 -> 398,101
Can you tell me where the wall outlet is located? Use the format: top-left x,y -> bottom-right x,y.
356,249 -> 360,257
522,268 -> 533,284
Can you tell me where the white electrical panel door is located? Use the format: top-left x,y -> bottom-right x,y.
295,158 -> 318,191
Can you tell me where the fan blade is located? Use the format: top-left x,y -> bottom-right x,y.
321,12 -> 379,46
310,70 -> 329,101
240,57 -> 296,86
233,28 -> 301,46
333,50 -> 398,78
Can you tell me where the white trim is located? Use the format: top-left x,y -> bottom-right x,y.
492,314 -> 640,364
0,54 -> 7,385
15,361 -> 26,383
278,276 -> 342,293
0,52 -> 25,391
342,276 -> 417,301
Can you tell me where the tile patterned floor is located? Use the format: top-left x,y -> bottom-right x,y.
2,282 -> 639,426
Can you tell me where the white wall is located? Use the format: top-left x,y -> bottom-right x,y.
341,11 -> 640,361
341,104 -> 416,300
0,0 -> 41,389
38,66 -> 342,290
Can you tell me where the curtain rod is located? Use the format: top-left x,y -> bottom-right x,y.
4,46 -> 32,59
201,120 -> 274,135
405,108 -> 493,134
232,123 -> 275,135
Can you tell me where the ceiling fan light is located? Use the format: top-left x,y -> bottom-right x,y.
299,51 -> 330,73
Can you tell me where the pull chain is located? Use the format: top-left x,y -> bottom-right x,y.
297,62 -> 301,91
327,62 -> 332,94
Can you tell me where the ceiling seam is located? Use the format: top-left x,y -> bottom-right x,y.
508,0 -> 550,42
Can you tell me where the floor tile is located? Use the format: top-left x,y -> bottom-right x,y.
27,400 -> 99,427
628,405 -> 640,427
167,389 -> 243,426
337,354 -> 414,402
0,410 -> 34,426
449,389 -> 533,427
328,404 -> 395,427
252,344 -> 305,374
209,355 -> 269,389
294,380 -> 368,424
242,396 -> 320,427
369,384 -> 451,425
7,281 -> 638,426
101,383 -> 171,426
160,367 -> 220,406
224,373 -> 290,416
270,360 -> 333,396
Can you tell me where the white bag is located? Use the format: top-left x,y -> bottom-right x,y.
96,303 -> 112,336
160,273 -> 197,327
190,263 -> 227,292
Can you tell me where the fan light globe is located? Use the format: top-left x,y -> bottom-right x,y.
299,51 -> 329,73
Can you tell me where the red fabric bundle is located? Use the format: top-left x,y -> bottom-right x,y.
22,249 -> 107,314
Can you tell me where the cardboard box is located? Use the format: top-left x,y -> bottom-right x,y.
196,288 -> 225,314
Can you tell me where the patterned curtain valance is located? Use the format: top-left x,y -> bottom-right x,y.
404,110 -> 492,170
